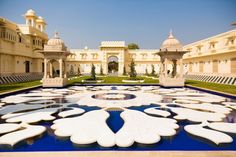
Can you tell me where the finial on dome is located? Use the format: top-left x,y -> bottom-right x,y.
169,29 -> 174,38
54,31 -> 59,39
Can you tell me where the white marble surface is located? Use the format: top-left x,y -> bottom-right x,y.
184,123 -> 233,145
0,124 -> 46,146
0,85 -> 236,147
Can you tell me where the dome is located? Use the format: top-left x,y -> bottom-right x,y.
47,32 -> 65,46
36,16 -> 45,23
25,9 -> 36,16
160,30 -> 183,51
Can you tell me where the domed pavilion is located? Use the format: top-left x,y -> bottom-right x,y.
40,32 -> 70,87
158,30 -> 188,87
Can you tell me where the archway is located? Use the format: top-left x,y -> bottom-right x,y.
48,59 -> 59,78
108,56 -> 118,75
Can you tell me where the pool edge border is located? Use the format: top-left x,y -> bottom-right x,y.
0,151 -> 236,157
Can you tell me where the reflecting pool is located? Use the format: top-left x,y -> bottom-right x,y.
0,85 -> 236,151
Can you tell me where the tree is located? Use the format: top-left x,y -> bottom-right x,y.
231,22 -> 236,26
100,64 -> 104,75
90,63 -> 96,80
151,64 -> 156,76
77,66 -> 81,76
128,43 -> 140,50
145,67 -> 149,76
123,66 -> 127,75
129,59 -> 137,78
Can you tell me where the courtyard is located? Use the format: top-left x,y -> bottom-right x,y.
1,0 -> 236,157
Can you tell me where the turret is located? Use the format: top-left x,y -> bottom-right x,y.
36,16 -> 46,32
24,9 -> 37,27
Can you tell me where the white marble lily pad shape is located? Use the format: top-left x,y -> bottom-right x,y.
170,107 -> 226,122
0,104 -> 50,115
144,108 -> 171,117
51,109 -> 116,147
175,103 -> 231,114
208,122 -> 236,133
2,108 -> 59,123
116,109 -> 179,147
184,123 -> 233,145
0,123 -> 46,146
0,123 -> 21,134
58,108 -> 85,118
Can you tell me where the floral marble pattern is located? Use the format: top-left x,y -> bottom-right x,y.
0,86 -> 235,148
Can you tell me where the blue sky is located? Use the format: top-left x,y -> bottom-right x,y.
0,0 -> 235,49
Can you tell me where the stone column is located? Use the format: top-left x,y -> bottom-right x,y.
64,61 -> 67,78
118,52 -> 124,75
160,59 -> 164,76
103,52 -> 108,74
179,58 -> 183,78
59,58 -> 63,78
49,61 -> 53,78
172,60 -> 177,78
164,58 -> 168,77
44,58 -> 47,78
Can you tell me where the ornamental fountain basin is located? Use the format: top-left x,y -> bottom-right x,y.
0,85 -> 235,151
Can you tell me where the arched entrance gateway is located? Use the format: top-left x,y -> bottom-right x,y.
100,41 -> 126,75
108,56 -> 119,75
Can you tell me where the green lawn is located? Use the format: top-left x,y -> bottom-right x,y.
186,80 -> 236,95
0,80 -> 41,94
1,77 -> 235,96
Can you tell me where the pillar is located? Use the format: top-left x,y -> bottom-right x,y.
64,61 -> 67,78
179,58 -> 183,78
213,60 -> 218,73
160,59 -> 164,76
231,58 -> 236,74
44,58 -> 47,78
49,61 -> 53,78
59,58 -> 63,78
189,62 -> 192,73
164,58 -> 168,77
172,60 -> 177,78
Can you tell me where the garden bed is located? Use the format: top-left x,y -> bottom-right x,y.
81,79 -> 104,83
122,79 -> 145,83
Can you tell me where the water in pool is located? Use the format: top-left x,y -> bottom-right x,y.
0,85 -> 236,151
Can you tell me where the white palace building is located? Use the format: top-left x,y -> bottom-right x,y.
0,9 -> 236,85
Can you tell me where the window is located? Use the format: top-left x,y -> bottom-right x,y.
81,53 -> 87,59
141,53 -> 147,59
230,39 -> 235,45
196,45 -> 202,52
92,53 -> 98,59
209,41 -> 217,49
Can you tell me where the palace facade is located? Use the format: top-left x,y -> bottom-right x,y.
0,9 -> 47,84
0,10 -> 236,85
